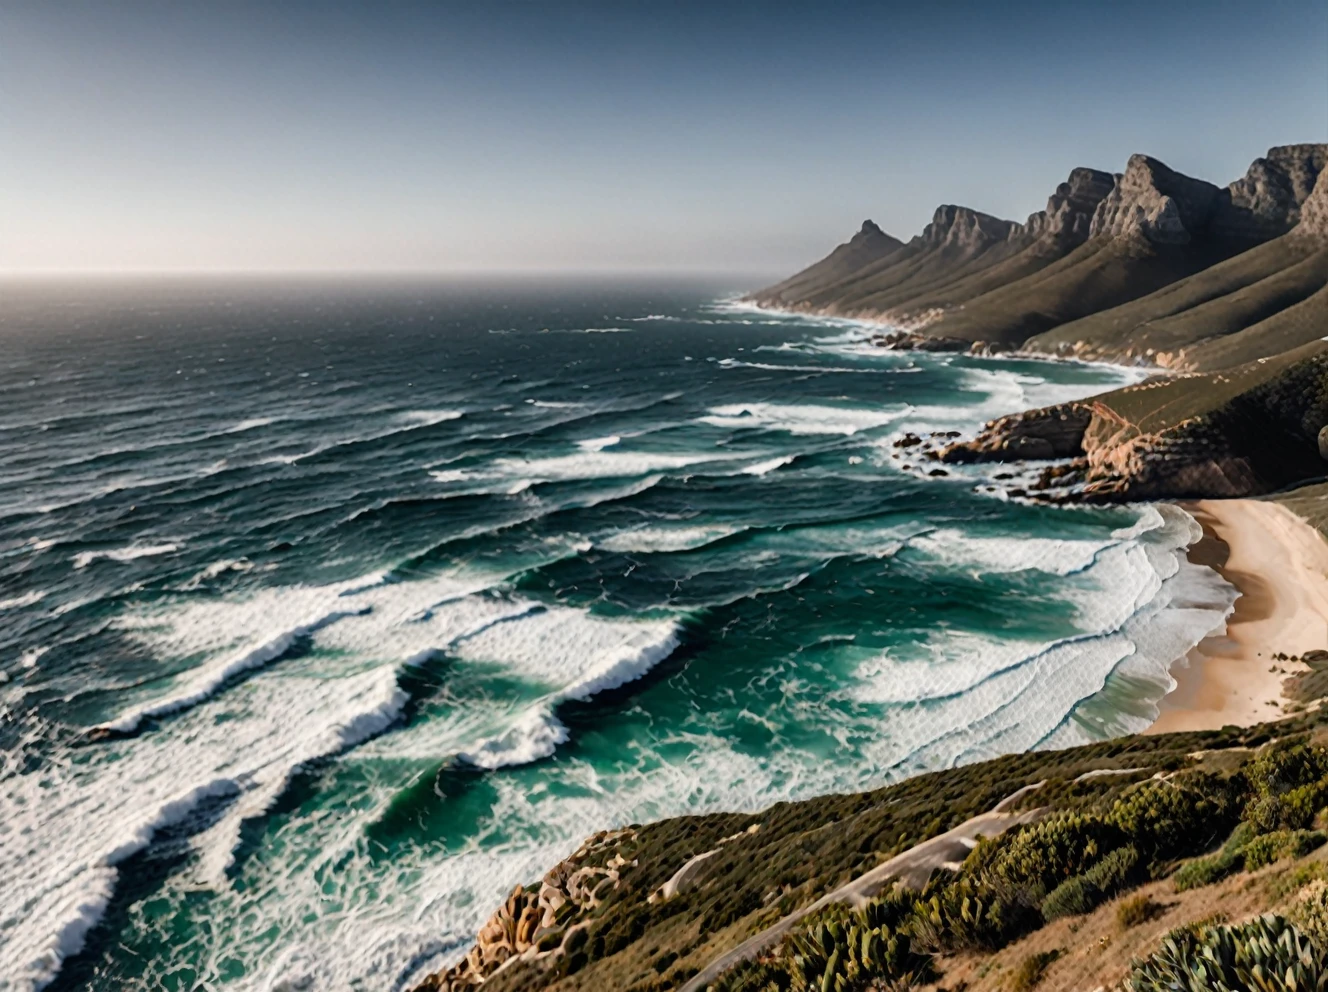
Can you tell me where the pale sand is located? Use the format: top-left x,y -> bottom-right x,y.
1148,498 -> 1328,735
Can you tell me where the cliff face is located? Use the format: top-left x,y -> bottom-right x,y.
1088,154 -> 1222,244
1023,167 -> 1117,244
942,343 -> 1328,501
1295,162 -> 1328,237
751,142 -> 1327,364
1215,143 -> 1328,240
916,204 -> 1024,253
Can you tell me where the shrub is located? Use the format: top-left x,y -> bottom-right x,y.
1126,913 -> 1325,992
1115,894 -> 1159,930
1242,829 -> 1327,870
1040,876 -> 1094,922
1009,949 -> 1060,992
1041,845 -> 1140,922
912,877 -> 1039,952
785,914 -> 931,992
708,959 -> 791,992
984,812 -> 1125,899
1243,740 -> 1328,833
1291,879 -> 1328,947
1108,779 -> 1235,862
1172,822 -> 1256,892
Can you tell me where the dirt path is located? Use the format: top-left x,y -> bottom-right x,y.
678,783 -> 1045,992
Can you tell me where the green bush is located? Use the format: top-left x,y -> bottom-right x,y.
785,914 -> 931,992
984,812 -> 1125,898
911,877 -> 1039,952
1126,913 -> 1327,992
1243,740 -> 1328,834
1242,829 -> 1327,870
1108,778 -> 1236,862
1172,822 -> 1257,892
1040,845 -> 1140,921
1040,875 -> 1095,921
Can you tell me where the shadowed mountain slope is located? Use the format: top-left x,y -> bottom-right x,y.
922,155 -> 1271,348
754,220 -> 904,306
749,168 -> 1116,327
1024,145 -> 1328,369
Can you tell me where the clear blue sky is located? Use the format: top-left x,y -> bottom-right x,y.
2,0 -> 1325,274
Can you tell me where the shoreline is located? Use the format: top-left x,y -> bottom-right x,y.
726,296 -> 1169,376
1147,499 -> 1328,734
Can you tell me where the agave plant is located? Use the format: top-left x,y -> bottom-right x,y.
786,912 -> 930,992
1127,913 -> 1328,992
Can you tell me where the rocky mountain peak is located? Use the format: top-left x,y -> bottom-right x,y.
1212,143 -> 1328,240
1089,154 -> 1221,244
1295,167 -> 1328,238
920,204 -> 1023,252
1024,167 -> 1117,244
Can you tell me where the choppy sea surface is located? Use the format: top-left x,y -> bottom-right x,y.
0,277 -> 1236,992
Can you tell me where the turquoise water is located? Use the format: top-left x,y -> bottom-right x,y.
0,278 -> 1234,991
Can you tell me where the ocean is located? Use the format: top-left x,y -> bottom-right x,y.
0,277 -> 1235,992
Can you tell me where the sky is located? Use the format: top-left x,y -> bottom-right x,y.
1,0 -> 1326,275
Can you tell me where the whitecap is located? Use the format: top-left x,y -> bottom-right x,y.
700,402 -> 907,436
741,455 -> 795,476
598,524 -> 743,554
72,544 -> 179,569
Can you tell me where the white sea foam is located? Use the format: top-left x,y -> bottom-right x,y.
223,416 -> 277,434
908,529 -> 1112,577
0,660 -> 408,992
598,524 -> 743,554
454,611 -> 680,770
399,410 -> 465,426
0,590 -> 47,610
577,435 -> 621,451
849,505 -> 1235,766
700,402 -> 908,436
72,543 -> 179,569
741,455 -> 795,476
717,358 -> 886,375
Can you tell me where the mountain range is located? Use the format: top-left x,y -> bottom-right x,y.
751,144 -> 1328,373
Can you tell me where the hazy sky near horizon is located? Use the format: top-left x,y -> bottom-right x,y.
2,0 -> 1326,274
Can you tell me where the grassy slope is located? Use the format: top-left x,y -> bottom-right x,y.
1023,235 -> 1328,369
793,238 -> 1019,315
923,236 -> 1243,347
472,722 -> 1306,992
755,227 -> 905,305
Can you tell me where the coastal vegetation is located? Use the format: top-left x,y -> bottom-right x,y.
415,714 -> 1328,991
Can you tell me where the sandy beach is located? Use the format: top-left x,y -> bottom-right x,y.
1149,498 -> 1328,734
